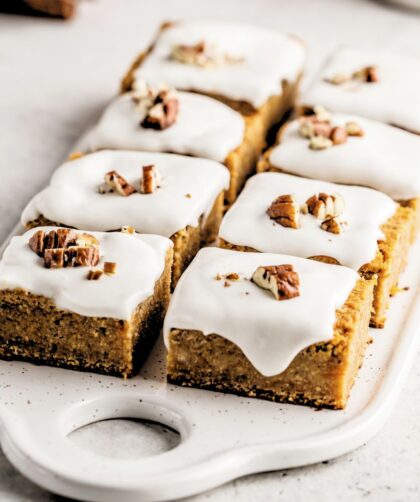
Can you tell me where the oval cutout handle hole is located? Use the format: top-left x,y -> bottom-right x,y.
68,418 -> 181,460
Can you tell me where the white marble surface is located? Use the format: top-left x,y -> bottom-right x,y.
0,0 -> 420,500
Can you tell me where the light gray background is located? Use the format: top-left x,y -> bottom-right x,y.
0,0 -> 420,500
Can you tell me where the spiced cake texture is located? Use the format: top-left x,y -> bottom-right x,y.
165,247 -> 374,409
0,230 -> 173,377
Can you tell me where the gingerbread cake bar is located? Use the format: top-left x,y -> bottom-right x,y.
121,20 -> 306,141
164,248 -> 374,409
300,47 -> 420,134
0,227 -> 173,377
21,150 -> 229,286
81,88 -> 263,205
258,110 -> 420,240
219,172 -> 413,328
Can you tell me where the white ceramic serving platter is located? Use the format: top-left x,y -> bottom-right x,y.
0,225 -> 419,502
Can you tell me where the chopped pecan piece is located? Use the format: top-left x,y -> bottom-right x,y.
170,40 -> 243,68
330,126 -> 348,145
353,65 -> 378,83
267,194 -> 300,229
303,193 -> 345,220
104,262 -> 117,275
299,117 -> 332,139
345,121 -> 364,137
87,269 -> 103,281
225,272 -> 240,281
141,90 -> 179,130
101,170 -> 136,197
140,164 -> 161,194
309,135 -> 333,150
28,230 -> 46,257
252,264 -> 300,301
321,216 -> 347,234
325,72 -> 351,85
44,248 -> 65,269
75,233 -> 99,248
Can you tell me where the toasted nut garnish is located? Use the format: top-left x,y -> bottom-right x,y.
44,248 -> 65,269
345,121 -> 364,137
321,216 -> 347,234
299,118 -> 332,139
170,41 -> 243,68
313,105 -> 331,123
353,65 -> 378,83
121,226 -> 135,234
73,247 -> 100,267
104,262 -> 117,275
141,91 -> 179,130
140,164 -> 161,194
215,273 -> 222,281
29,230 -> 46,257
309,135 -> 333,150
100,170 -> 136,196
87,269 -> 103,281
225,273 -> 240,281
330,126 -> 348,145
303,193 -> 345,220
252,264 -> 300,301
267,194 -> 300,229
75,233 -> 99,248
68,151 -> 84,161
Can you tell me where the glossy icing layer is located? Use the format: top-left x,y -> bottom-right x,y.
0,227 -> 172,320
268,114 -> 420,200
220,172 -> 396,270
134,21 -> 306,108
164,247 -> 358,376
22,150 -> 230,237
82,92 -> 245,163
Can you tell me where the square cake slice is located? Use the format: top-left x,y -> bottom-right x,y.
80,88 -> 263,205
219,172 -> 413,328
0,228 -> 173,377
21,150 -> 229,286
164,248 -> 374,410
300,47 -> 420,134
257,110 -> 420,240
121,21 -> 305,132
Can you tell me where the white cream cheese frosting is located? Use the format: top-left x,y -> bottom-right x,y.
163,247 -> 359,376
21,150 -> 230,237
82,91 -> 245,163
0,227 -> 172,320
134,21 -> 306,108
219,172 -> 396,271
302,47 -> 420,133
268,114 -> 420,200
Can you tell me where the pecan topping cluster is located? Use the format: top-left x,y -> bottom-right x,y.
326,65 -> 379,85
298,106 -> 364,150
252,264 -> 300,301
132,79 -> 179,130
170,40 -> 243,68
266,194 -> 300,229
267,192 -> 347,234
29,229 -> 100,269
98,165 -> 162,196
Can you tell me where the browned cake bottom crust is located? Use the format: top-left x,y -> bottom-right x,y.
167,277 -> 375,410
0,250 -> 173,378
222,185 -> 414,328
25,191 -> 224,289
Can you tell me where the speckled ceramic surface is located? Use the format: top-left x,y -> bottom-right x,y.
0,225 -> 419,502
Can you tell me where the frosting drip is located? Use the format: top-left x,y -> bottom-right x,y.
163,247 -> 358,376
